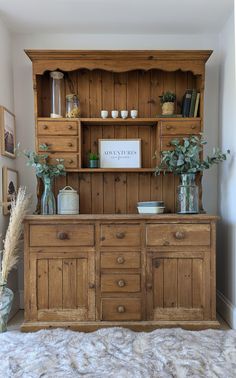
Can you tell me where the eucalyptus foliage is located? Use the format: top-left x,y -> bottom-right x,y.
17,144 -> 66,179
159,91 -> 176,104
155,135 -> 229,175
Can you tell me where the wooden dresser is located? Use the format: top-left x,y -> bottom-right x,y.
22,214 -> 219,331
21,50 -> 219,331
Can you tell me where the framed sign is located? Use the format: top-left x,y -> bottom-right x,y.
2,167 -> 19,215
0,106 -> 16,159
99,139 -> 141,168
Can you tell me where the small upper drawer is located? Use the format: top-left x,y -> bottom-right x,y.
101,273 -> 141,293
101,298 -> 141,321
101,252 -> 140,269
38,137 -> 78,152
48,154 -> 78,169
30,224 -> 94,247
100,224 -> 141,246
160,120 -> 201,136
37,120 -> 78,136
146,224 -> 211,246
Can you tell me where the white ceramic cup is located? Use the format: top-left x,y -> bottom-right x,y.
111,110 -> 119,118
101,110 -> 108,119
121,110 -> 128,119
130,109 -> 138,119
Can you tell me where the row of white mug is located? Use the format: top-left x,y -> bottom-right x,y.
101,109 -> 138,119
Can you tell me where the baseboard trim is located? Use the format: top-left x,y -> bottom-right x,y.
217,290 -> 236,329
19,290 -> 24,309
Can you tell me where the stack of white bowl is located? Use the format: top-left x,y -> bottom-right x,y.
137,201 -> 165,214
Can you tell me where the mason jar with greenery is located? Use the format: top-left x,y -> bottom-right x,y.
159,91 -> 176,115
18,144 -> 66,215
88,152 -> 99,168
155,135 -> 229,214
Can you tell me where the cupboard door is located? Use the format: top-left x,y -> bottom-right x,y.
146,252 -> 210,321
31,252 -> 95,321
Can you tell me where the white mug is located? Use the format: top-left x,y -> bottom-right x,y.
121,110 -> 128,119
101,110 -> 108,118
111,110 -> 119,118
130,109 -> 138,119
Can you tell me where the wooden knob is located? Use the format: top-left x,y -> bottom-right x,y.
166,125 -> 172,130
117,256 -> 125,264
116,232 -> 125,239
89,283 -> 95,289
68,159 -> 74,164
117,279 -> 126,287
163,240 -> 170,246
117,305 -> 125,313
174,231 -> 185,240
57,232 -> 69,240
68,125 -> 73,130
191,125 -> 196,129
42,124 -> 48,129
68,142 -> 73,147
147,283 -> 152,289
167,143 -> 171,147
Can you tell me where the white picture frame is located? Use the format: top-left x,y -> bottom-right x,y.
99,139 -> 141,168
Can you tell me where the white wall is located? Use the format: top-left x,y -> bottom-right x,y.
217,12 -> 236,328
0,17 -> 19,315
12,32 -> 220,297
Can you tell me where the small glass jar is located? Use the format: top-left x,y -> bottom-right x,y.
50,71 -> 64,118
66,94 -> 81,118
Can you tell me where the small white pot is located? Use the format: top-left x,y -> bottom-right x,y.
57,186 -> 79,215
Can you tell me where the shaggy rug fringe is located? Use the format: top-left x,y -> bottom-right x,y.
0,327 -> 236,377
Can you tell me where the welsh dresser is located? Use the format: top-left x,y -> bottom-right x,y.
22,50 -> 219,331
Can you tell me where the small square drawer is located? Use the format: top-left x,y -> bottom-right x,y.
101,298 -> 141,321
100,224 -> 141,246
37,120 -> 78,136
101,273 -> 141,293
48,154 -> 78,169
146,224 -> 211,246
30,224 -> 95,247
101,252 -> 140,269
38,137 -> 78,152
160,120 -> 201,136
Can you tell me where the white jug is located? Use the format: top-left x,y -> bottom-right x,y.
57,186 -> 79,215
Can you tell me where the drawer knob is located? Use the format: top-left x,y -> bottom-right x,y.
68,159 -> 74,164
117,279 -> 126,287
174,231 -> 185,240
191,125 -> 196,129
116,232 -> 125,239
42,124 -> 48,130
57,232 -> 69,240
163,240 -> 170,246
68,142 -> 73,147
166,125 -> 172,130
68,125 -> 73,130
117,305 -> 125,313
89,283 -> 95,289
117,256 -> 125,264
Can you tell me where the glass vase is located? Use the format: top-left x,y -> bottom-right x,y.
0,280 -> 14,332
41,176 -> 56,215
177,173 -> 199,214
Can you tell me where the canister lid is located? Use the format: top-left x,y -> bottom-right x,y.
59,186 -> 77,193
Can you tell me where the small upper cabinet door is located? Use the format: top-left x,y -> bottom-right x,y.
146,252 -> 210,321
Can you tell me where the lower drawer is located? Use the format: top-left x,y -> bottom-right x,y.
101,298 -> 141,321
101,273 -> 141,293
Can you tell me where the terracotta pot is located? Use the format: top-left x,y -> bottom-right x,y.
162,102 -> 175,115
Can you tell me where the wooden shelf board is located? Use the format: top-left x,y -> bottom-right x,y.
37,117 -> 201,125
76,168 -> 156,173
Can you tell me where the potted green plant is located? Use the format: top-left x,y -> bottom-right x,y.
155,135 -> 229,213
159,91 -> 176,115
18,144 -> 66,215
88,152 -> 99,168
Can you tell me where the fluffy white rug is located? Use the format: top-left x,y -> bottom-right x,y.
0,327 -> 236,377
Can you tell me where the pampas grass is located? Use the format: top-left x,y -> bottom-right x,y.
0,187 -> 31,285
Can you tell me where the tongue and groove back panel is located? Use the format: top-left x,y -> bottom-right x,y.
37,68 -> 198,214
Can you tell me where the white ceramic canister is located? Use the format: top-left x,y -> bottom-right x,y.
57,186 -> 79,215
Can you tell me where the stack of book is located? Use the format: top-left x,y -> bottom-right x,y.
182,89 -> 200,117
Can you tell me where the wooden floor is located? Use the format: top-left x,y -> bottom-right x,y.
8,310 -> 230,331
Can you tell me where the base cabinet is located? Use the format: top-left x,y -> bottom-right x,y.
22,215 -> 219,332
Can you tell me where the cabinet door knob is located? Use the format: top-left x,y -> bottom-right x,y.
116,232 -> 125,239
42,124 -> 48,130
68,125 -> 73,130
117,305 -> 125,313
68,142 -> 73,147
117,256 -> 125,264
57,232 -> 69,240
117,279 -> 126,287
147,283 -> 152,289
174,231 -> 185,240
89,283 -> 95,289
